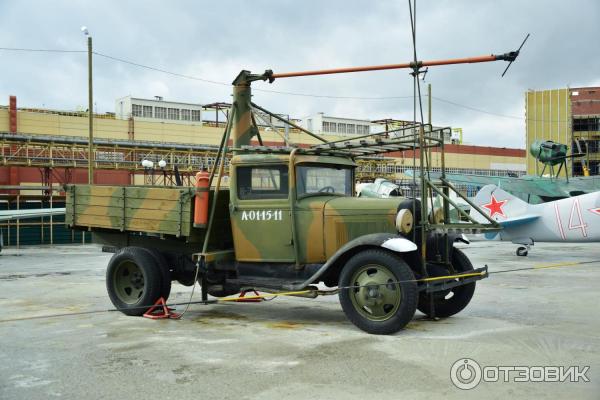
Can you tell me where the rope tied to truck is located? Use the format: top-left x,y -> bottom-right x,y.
0,259 -> 598,324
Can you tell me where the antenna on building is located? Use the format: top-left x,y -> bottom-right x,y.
154,96 -> 163,101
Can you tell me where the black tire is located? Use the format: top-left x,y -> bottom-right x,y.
139,248 -> 172,300
516,247 -> 528,257
204,270 -> 239,297
207,284 -> 240,298
417,248 -> 476,318
339,249 -> 417,335
106,247 -> 164,316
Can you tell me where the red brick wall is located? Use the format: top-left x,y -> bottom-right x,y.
571,87 -> 600,116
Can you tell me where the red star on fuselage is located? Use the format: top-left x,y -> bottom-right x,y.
482,194 -> 508,218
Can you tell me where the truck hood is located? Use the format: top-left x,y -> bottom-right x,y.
324,197 -> 401,216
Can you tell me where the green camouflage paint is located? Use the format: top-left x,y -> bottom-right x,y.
66,185 -> 194,237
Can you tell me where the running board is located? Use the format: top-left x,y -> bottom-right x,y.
227,276 -> 306,292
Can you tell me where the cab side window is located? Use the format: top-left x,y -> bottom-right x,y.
237,165 -> 289,200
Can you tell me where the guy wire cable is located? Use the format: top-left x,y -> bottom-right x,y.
1,258 -> 598,324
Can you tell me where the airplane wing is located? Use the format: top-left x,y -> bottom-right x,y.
562,176 -> 600,195
0,208 -> 66,222
498,214 -> 539,227
435,172 -> 589,201
429,172 -> 515,188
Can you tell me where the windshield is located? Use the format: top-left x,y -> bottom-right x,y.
296,164 -> 353,197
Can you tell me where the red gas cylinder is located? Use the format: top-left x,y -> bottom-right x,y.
194,170 -> 210,227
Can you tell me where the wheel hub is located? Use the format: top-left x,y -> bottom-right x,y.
130,272 -> 144,289
366,285 -> 380,300
350,265 -> 402,322
113,261 -> 145,304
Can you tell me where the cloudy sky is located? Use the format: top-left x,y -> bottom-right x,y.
0,0 -> 598,148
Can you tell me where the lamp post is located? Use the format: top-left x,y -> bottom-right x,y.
141,159 -> 155,185
158,159 -> 167,186
81,26 -> 94,184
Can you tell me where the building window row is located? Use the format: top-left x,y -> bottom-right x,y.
131,103 -> 201,121
573,117 -> 600,132
168,108 -> 179,120
132,104 -> 143,117
155,107 -> 166,119
323,121 -> 370,135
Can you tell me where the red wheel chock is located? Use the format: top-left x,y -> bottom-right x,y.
234,289 -> 263,302
143,297 -> 181,319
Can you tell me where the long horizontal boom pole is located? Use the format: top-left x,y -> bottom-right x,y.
266,52 -> 518,81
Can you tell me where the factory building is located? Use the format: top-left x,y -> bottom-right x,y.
1,95 -> 525,247
115,96 -> 203,125
525,86 -> 600,176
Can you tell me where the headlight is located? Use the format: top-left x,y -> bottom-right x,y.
395,208 -> 413,234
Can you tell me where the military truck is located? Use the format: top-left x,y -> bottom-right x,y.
67,69 -> 499,334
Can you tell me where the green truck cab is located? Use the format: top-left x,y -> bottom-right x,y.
230,153 -> 403,264
66,70 -> 491,334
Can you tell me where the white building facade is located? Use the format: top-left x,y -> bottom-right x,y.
300,113 -> 455,144
115,96 -> 203,125
301,113 -> 372,136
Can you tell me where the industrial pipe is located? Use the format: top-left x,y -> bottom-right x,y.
266,52 -> 519,81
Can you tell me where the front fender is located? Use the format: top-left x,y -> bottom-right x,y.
381,237 -> 418,252
290,233 -> 417,290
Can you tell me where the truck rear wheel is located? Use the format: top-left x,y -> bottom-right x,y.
140,248 -> 172,300
106,247 -> 163,316
417,248 -> 476,318
339,249 -> 417,335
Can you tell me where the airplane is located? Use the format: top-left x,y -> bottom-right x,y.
356,178 -> 405,198
427,140 -> 600,204
356,177 -> 472,223
471,184 -> 600,256
0,208 -> 65,253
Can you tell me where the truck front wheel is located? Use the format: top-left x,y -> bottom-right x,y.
417,248 -> 476,318
339,249 -> 417,335
106,247 -> 164,316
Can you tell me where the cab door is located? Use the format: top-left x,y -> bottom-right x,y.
230,164 -> 295,262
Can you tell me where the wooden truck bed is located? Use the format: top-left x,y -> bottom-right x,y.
66,185 -> 196,237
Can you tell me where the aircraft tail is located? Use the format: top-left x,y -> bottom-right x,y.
472,184 -> 530,223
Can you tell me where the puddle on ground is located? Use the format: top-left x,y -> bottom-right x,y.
406,316 -> 452,332
189,310 -> 250,321
266,321 -> 304,329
